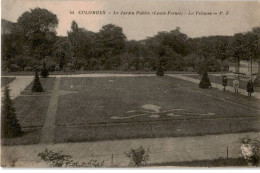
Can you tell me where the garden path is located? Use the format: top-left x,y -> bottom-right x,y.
40,78 -> 60,144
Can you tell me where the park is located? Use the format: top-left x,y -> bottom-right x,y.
1,3 -> 260,167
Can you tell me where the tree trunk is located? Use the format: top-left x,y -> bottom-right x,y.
235,58 -> 240,74
254,59 -> 260,86
221,60 -> 224,77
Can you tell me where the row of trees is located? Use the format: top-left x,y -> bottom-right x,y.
2,8 -> 260,82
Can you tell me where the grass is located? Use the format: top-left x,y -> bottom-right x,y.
55,76 -> 260,143
1,77 -> 54,146
3,76 -> 260,145
1,77 -> 16,87
2,129 -> 42,146
185,74 -> 260,92
25,77 -> 55,91
151,157 -> 248,167
1,71 -> 197,76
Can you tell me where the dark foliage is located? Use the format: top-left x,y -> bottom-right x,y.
32,71 -> 44,92
156,65 -> 164,76
199,71 -> 211,89
125,146 -> 150,167
40,61 -> 49,78
1,8 -> 259,75
2,86 -> 22,138
38,149 -> 104,167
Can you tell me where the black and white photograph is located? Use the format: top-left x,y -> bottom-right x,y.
1,0 -> 260,168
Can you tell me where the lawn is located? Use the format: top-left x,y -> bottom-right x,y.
1,77 -> 16,87
55,76 -> 260,143
2,75 -> 260,145
185,74 -> 260,92
1,77 -> 54,146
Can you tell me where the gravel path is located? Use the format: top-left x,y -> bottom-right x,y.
1,76 -> 34,99
1,132 -> 259,167
41,78 -> 61,144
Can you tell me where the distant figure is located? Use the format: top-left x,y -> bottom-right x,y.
222,75 -> 227,91
233,78 -> 239,94
247,80 -> 254,97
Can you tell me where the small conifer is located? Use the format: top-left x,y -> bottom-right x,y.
2,86 -> 22,138
32,71 -> 44,92
199,71 -> 211,89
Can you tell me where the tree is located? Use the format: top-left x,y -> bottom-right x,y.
248,27 -> 260,86
213,37 -> 230,74
52,37 -> 71,70
67,21 -> 95,70
32,72 -> 44,92
95,24 -> 126,56
16,8 -> 58,60
41,61 -> 49,78
199,71 -> 211,89
229,33 -> 248,74
2,86 -> 22,138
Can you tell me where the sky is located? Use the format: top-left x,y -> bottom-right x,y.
2,0 -> 260,40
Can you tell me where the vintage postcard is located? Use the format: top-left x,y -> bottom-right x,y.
1,0 -> 260,168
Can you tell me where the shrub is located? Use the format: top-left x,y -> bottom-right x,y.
38,149 -> 104,167
65,63 -> 75,72
240,137 -> 260,166
125,146 -> 150,167
55,66 -> 62,71
24,66 -> 33,71
156,66 -> 164,76
40,61 -> 49,78
223,63 -> 230,71
33,65 -> 41,72
199,71 -> 211,89
130,66 -> 136,71
254,77 -> 260,87
32,72 -> 44,92
48,65 -> 56,72
10,64 -> 21,72
2,86 -> 23,138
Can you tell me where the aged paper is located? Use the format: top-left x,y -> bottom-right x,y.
1,0 -> 260,168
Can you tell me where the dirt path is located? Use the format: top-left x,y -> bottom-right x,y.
2,132 -> 259,167
1,76 -> 34,99
40,78 -> 60,144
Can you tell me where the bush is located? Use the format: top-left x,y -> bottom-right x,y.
32,72 -> 44,92
55,66 -> 62,71
10,64 -> 21,72
2,86 -> 22,138
199,71 -> 211,89
64,63 -> 75,72
223,63 -> 229,71
41,61 -> 49,78
254,77 -> 260,87
48,65 -> 56,72
38,149 -> 104,167
240,137 -> 260,166
125,146 -> 150,167
24,66 -> 33,71
33,65 -> 42,72
156,66 -> 164,76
